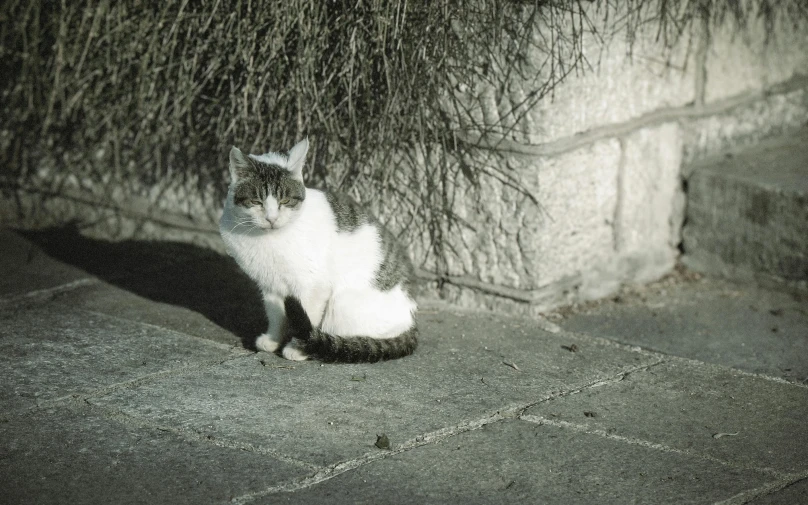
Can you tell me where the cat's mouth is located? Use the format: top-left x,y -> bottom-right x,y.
258,219 -> 280,230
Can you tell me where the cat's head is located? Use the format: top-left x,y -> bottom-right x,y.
226,139 -> 309,231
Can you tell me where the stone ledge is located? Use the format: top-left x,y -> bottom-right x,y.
683,128 -> 808,285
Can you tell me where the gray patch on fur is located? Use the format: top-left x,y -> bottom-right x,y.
324,191 -> 369,232
374,226 -> 415,293
324,191 -> 413,293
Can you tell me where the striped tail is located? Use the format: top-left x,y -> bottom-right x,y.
283,296 -> 418,363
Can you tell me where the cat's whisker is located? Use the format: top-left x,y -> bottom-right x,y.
230,218 -> 256,233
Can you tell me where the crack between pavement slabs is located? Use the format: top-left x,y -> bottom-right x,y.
4,352 -> 315,472
554,327 -> 808,390
659,354 -> 808,390
229,359 -> 665,505
4,351 -> 316,469
713,470 -> 808,505
6,350 -> 253,417
79,352 -> 251,402
78,307 -> 248,353
0,278 -> 99,307
0,278 -> 252,359
519,415 -> 783,479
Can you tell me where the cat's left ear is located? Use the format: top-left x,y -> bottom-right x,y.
286,138 -> 309,181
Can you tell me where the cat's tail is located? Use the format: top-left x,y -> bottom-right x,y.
283,296 -> 418,363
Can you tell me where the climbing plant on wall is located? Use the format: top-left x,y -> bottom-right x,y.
1,0 -> 803,271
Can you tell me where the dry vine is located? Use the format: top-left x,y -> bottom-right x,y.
1,0 -> 803,272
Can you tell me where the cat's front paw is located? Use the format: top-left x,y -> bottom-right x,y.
255,333 -> 281,353
281,338 -> 309,361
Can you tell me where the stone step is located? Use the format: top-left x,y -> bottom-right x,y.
682,128 -> 808,288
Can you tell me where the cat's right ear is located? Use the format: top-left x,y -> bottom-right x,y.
286,138 -> 309,182
229,146 -> 250,184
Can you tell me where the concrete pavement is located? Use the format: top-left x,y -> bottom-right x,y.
1,227 -> 807,504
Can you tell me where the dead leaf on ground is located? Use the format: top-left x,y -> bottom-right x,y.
375,434 -> 391,450
503,361 -> 520,371
712,432 -> 739,439
259,360 -> 295,369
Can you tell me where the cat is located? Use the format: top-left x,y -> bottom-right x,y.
219,138 -> 418,363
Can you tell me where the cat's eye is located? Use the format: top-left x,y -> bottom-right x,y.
279,198 -> 290,205
250,199 -> 263,207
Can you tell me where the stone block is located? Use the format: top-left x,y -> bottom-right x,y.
703,6 -> 808,103
615,123 -> 684,281
0,176 -> 224,254
427,139 -> 620,292
418,125 -> 689,313
683,128 -> 808,282
529,140 -> 621,287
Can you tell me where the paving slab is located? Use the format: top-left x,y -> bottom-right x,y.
56,280 -> 257,347
0,404 -> 308,505
523,359 -> 808,475
17,226 -> 269,344
552,272 -> 808,383
90,308 -> 660,467
251,420 -> 771,505
0,302 -> 244,411
0,229 -> 91,297
683,127 -> 808,282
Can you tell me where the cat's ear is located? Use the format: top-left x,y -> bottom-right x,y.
286,138 -> 309,181
229,146 -> 251,184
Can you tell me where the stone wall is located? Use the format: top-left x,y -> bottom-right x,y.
3,3 -> 808,315
410,4 -> 808,315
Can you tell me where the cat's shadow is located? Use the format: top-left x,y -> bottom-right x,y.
19,224 -> 266,350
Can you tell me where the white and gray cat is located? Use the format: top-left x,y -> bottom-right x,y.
219,139 -> 418,363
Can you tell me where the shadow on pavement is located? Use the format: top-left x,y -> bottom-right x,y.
18,224 -> 266,349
